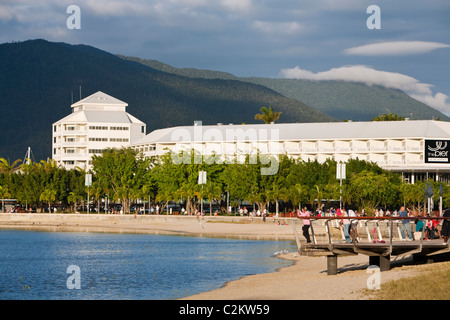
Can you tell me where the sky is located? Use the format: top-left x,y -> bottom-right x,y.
1,0 -> 450,115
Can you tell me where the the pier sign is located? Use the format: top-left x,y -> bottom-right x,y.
425,140 -> 450,163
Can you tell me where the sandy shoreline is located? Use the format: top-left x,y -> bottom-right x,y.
0,213 -> 429,300
0,213 -> 296,240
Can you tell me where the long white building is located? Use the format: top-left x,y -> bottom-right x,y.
52,91 -> 146,170
131,120 -> 450,183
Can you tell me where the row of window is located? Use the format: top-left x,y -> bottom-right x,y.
54,137 -> 130,143
88,138 -> 129,142
88,126 -> 130,131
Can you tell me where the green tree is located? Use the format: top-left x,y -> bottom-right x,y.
254,106 -> 282,124
92,148 -> 150,214
155,189 -> 175,214
288,183 -> 308,210
0,157 -> 21,174
372,113 -> 405,121
40,187 -> 56,213
348,170 -> 390,215
67,191 -> 83,213
203,182 -> 222,215
0,185 -> 11,213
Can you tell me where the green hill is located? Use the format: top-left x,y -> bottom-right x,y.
125,56 -> 449,122
0,39 -> 333,161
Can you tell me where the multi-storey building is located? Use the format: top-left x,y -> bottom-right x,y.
131,120 -> 450,183
52,91 -> 146,170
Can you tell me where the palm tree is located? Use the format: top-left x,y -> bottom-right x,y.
0,186 -> 11,213
204,182 -> 222,216
289,184 -> 307,210
178,183 -> 198,215
254,106 -> 282,124
39,187 -> 57,213
156,189 -> 175,214
267,184 -> 289,217
372,113 -> 405,121
0,158 -> 21,174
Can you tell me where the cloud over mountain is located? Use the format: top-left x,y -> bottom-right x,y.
279,65 -> 450,115
343,41 -> 450,56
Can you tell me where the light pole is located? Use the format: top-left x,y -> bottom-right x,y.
85,173 -> 92,214
198,171 -> 207,214
336,162 -> 346,210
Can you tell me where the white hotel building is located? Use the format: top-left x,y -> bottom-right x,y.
131,120 -> 450,183
52,91 -> 146,170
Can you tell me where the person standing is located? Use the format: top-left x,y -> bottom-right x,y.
441,208 -> 450,245
348,209 -> 358,243
340,208 -> 351,243
399,206 -> 413,241
298,207 -> 311,243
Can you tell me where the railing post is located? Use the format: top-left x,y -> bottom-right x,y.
325,219 -> 332,244
310,220 -> 317,244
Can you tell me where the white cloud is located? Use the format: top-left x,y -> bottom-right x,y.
344,41 -> 450,56
251,20 -> 303,35
84,0 -> 151,17
279,65 -> 450,115
220,0 -> 253,13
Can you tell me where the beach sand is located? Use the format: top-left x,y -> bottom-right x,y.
183,252 -> 422,300
0,213 -> 426,300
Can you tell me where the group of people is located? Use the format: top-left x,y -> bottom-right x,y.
297,205 -> 450,245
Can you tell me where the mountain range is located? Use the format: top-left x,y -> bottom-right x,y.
122,56 -> 448,122
0,39 -> 448,162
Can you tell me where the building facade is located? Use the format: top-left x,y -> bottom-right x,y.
52,91 -> 146,170
131,120 -> 450,183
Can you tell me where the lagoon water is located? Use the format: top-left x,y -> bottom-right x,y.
0,229 -> 295,300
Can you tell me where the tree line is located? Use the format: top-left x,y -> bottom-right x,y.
0,149 -> 448,215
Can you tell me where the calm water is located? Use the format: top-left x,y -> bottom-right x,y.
0,229 -> 295,300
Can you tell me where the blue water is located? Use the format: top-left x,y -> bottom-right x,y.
0,230 -> 295,300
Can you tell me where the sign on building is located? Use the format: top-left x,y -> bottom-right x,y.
425,140 -> 450,163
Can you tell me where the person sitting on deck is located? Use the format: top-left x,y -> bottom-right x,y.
441,208 -> 450,245
425,215 -> 441,240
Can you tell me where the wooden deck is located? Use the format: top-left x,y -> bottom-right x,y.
292,217 -> 450,275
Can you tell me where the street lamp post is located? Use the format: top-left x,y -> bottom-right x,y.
198,171 -> 207,214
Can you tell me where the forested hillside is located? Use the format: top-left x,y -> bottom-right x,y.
124,56 -> 449,121
0,40 -> 333,161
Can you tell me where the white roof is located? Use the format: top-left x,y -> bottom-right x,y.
54,111 -> 144,125
132,120 -> 450,145
54,91 -> 145,125
71,91 -> 127,108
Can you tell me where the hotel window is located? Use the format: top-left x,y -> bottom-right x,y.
110,126 -> 129,131
89,149 -> 104,154
110,138 -> 129,142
